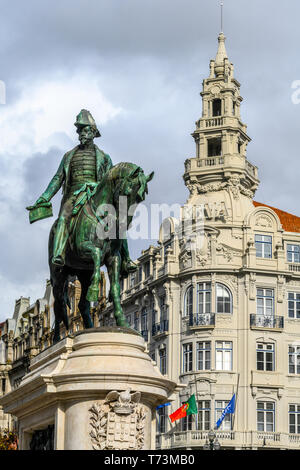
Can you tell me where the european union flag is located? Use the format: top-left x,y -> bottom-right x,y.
215,394 -> 236,429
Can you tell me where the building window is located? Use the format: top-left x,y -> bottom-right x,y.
197,282 -> 211,315
144,261 -> 150,278
215,400 -> 232,430
208,138 -> 222,157
197,401 -> 211,431
257,402 -> 275,432
182,414 -> 193,431
289,404 -> 300,434
216,284 -> 232,314
288,293 -> 300,319
197,341 -> 211,371
183,343 -> 193,373
160,296 -> 167,319
289,345 -> 300,374
159,347 -> 167,375
141,308 -> 148,331
255,234 -> 272,259
287,244 -> 300,264
212,99 -> 222,117
157,407 -> 167,434
215,341 -> 232,371
129,273 -> 136,288
138,266 -> 143,283
256,288 -> 274,317
184,285 -> 193,318
257,343 -> 275,371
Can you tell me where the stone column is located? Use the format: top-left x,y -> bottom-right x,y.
0,328 -> 179,450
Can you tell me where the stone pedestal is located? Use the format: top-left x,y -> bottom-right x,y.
0,328 -> 179,450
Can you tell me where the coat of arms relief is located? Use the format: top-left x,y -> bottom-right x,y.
89,389 -> 146,450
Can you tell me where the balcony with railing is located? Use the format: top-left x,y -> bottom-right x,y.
152,320 -> 169,338
250,314 -> 284,330
188,313 -> 215,329
184,155 -> 258,180
156,430 -> 235,449
288,264 -> 300,273
156,430 -> 300,450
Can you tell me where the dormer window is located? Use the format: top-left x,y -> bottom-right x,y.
212,99 -> 222,117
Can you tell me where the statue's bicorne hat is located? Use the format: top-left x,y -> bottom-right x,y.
74,109 -> 101,137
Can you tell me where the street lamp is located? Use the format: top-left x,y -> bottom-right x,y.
203,430 -> 221,450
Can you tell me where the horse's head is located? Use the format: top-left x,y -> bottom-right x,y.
108,163 -> 154,206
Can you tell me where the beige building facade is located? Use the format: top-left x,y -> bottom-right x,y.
0,31 -> 300,451
101,32 -> 300,450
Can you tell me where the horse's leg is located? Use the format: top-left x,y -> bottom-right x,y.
106,254 -> 129,328
51,267 -> 69,344
76,270 -> 94,329
80,242 -> 102,302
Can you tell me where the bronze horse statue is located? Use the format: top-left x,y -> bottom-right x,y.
48,162 -> 154,343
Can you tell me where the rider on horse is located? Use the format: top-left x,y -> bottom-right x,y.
33,109 -> 137,276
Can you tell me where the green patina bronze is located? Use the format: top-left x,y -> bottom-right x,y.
27,110 -> 154,343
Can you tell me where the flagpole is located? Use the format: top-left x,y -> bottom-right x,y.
232,372 -> 240,430
194,374 -> 199,428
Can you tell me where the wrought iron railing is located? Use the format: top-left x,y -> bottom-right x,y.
189,314 -> 215,328
250,314 -> 284,329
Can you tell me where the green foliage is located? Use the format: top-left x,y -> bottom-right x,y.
0,429 -> 18,450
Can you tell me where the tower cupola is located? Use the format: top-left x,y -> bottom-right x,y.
183,31 -> 260,222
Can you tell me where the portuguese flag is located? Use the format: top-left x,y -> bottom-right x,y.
169,394 -> 198,423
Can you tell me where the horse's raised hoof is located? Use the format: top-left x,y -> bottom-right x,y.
86,286 -> 99,302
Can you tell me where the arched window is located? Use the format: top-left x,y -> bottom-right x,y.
184,286 -> 193,318
216,284 -> 232,314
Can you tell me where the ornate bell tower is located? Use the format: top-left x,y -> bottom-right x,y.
184,32 -> 260,222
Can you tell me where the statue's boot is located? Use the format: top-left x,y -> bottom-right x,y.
52,217 -> 69,267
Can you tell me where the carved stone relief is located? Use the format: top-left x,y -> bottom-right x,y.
89,389 -> 146,450
215,242 -> 242,262
255,214 -> 273,228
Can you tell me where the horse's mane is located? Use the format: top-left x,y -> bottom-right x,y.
107,162 -> 141,182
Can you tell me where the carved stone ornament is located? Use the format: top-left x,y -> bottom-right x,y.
89,389 -> 146,450
255,214 -> 273,228
215,242 -> 242,262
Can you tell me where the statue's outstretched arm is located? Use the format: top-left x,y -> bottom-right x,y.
35,157 -> 65,205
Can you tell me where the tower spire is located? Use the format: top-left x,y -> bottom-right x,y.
215,31 -> 228,66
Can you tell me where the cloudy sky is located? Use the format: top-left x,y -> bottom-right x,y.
0,0 -> 300,321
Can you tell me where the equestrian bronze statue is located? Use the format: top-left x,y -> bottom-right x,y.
27,110 -> 154,343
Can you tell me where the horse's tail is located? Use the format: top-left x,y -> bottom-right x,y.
64,280 -> 71,310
